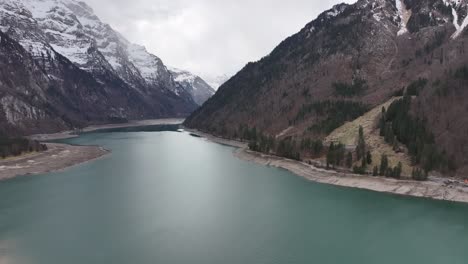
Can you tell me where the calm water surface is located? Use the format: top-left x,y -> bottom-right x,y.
1,131 -> 468,264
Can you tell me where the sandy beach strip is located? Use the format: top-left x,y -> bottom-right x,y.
0,143 -> 109,181
187,129 -> 468,204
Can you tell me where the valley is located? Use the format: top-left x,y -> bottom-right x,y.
2,0 -> 468,261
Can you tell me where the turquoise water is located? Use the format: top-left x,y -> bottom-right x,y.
1,131 -> 468,264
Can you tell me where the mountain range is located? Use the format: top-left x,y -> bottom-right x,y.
0,0 -> 214,135
186,0 -> 468,175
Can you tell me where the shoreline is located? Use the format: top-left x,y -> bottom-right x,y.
1,118 -> 184,180
0,143 -> 109,181
29,118 -> 184,141
5,125 -> 468,203
187,129 -> 468,204
183,128 -> 247,148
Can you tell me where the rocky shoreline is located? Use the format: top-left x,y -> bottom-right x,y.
187,129 -> 468,204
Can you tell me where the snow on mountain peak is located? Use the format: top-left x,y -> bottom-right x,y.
168,67 -> 197,83
0,0 -> 173,87
168,67 -> 215,105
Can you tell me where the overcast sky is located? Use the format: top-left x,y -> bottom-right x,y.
84,0 -> 355,79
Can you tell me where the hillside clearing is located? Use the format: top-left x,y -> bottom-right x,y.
325,97 -> 414,176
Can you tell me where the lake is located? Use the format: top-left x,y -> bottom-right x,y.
1,131 -> 468,264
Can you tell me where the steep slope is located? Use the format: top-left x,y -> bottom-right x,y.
185,0 -> 468,175
169,68 -> 215,105
0,29 -> 157,136
0,0 -> 198,135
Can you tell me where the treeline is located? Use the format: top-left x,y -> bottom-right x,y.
300,138 -> 323,156
454,65 -> 468,80
276,137 -> 301,160
239,125 -> 300,160
0,137 -> 48,159
294,100 -> 369,130
406,78 -> 427,96
332,78 -> 368,97
242,124 -> 411,180
415,30 -> 447,57
379,93 -> 455,175
326,142 -> 346,169
291,100 -> 369,134
372,154 -> 403,179
434,65 -> 468,97
239,125 -> 327,161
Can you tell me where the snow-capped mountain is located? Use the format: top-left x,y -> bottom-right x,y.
202,74 -> 231,90
0,0 -> 209,135
169,67 -> 215,105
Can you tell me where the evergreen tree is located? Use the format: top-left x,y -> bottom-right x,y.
366,151 -> 372,165
379,107 -> 386,136
373,166 -> 379,176
392,138 -> 399,151
379,154 -> 389,176
394,162 -> 403,179
384,123 -> 394,143
312,140 -> 324,155
335,143 -> 345,166
361,158 -> 367,170
412,168 -> 428,181
326,142 -> 345,168
386,168 -> 394,178
353,165 -> 366,175
346,152 -> 353,168
326,142 -> 335,169
356,126 -> 366,161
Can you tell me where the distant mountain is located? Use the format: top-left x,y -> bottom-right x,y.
202,74 -> 231,90
186,0 -> 468,174
0,0 -> 200,135
169,68 -> 215,105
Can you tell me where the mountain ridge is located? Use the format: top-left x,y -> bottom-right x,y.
168,67 -> 216,105
0,0 -> 212,135
185,0 -> 468,175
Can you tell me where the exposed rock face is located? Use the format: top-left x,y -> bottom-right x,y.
185,0 -> 468,173
169,67 -> 216,105
0,0 -> 207,135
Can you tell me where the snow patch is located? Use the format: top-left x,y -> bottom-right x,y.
169,67 -> 197,84
396,0 -> 412,36
50,43 -> 89,64
127,44 -> 163,81
448,1 -> 468,39
373,13 -> 383,22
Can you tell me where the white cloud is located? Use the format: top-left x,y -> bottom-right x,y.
84,0 -> 356,79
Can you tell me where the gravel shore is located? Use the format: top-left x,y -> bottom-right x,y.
187,129 -> 468,204
0,143 -> 108,180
